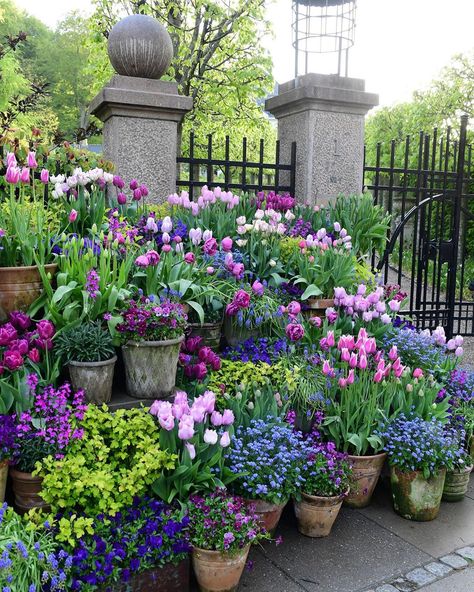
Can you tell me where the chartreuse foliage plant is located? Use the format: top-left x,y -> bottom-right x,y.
208,359 -> 295,396
36,406 -> 176,526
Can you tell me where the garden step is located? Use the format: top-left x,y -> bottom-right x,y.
106,389 -> 150,411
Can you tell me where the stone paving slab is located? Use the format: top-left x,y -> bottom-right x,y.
360,478 -> 474,557
255,506 -> 430,592
466,474 -> 474,501
240,547 -> 306,591
416,566 -> 474,591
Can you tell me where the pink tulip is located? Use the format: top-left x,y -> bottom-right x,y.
211,411 -> 223,427
220,431 -> 231,447
309,316 -> 322,327
27,152 -> 38,169
412,368 -> 423,379
184,252 -> 195,264
347,369 -> 355,385
455,346 -> 464,357
20,167 -> 30,183
40,169 -> 49,184
185,442 -> 196,459
202,390 -> 216,414
206,266 -> 215,275
6,152 -> 16,167
373,369 -> 384,383
135,255 -> 150,267
68,209 -> 78,223
190,404 -> 206,423
349,353 -> 358,368
158,414 -> 175,431
326,331 -> 335,347
388,345 -> 398,361
388,299 -> 400,312
221,237 -> 233,252
178,417 -> 195,440
359,354 -> 368,370
338,377 -> 347,388
322,360 -> 333,376
161,244 -> 172,253
204,429 -> 218,445
287,301 -> 301,316
341,348 -> 350,363
221,409 -> 234,426
5,166 -> 20,184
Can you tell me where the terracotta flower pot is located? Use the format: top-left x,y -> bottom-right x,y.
390,466 -> 446,521
245,498 -> 287,533
192,545 -> 250,592
442,464 -> 473,502
223,317 -> 258,348
0,460 -> 8,503
0,264 -> 57,321
294,491 -> 346,537
301,298 -> 335,320
344,452 -> 386,508
106,557 -> 190,592
188,321 -> 222,351
122,336 -> 184,399
69,356 -> 117,404
10,468 -> 50,515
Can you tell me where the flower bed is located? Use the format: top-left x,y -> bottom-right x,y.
0,156 -> 471,589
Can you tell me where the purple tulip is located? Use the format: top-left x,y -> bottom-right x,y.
3,349 -> 24,371
0,323 -> 17,346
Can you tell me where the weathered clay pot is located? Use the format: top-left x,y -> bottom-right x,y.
469,436 -> 474,469
294,491 -> 346,537
10,468 -> 50,515
69,356 -> 117,404
122,336 -> 184,399
301,298 -> 335,320
0,460 -> 8,503
390,466 -> 446,521
223,316 -> 258,348
0,264 -> 57,320
245,498 -> 287,533
192,545 -> 250,592
442,464 -> 473,502
344,452 -> 386,508
188,321 -> 222,351
105,557 -> 190,591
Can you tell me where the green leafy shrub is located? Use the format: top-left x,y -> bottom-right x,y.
36,406 -> 176,517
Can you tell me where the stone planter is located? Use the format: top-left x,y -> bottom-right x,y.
0,264 -> 57,321
344,452 -> 386,508
245,498 -> 287,533
0,460 -> 8,503
192,545 -> 250,592
69,356 -> 117,404
294,491 -> 346,537
106,557 -> 190,591
301,298 -> 335,320
442,464 -> 473,502
223,316 -> 258,348
469,435 -> 474,469
188,321 -> 222,351
10,468 -> 50,515
390,466 -> 446,521
122,336 -> 184,399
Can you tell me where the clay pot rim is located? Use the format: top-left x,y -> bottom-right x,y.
299,489 -> 349,502
192,543 -> 251,557
69,355 -> 117,368
0,459 -> 9,468
9,468 -> 42,479
188,321 -> 223,328
244,497 -> 289,509
124,335 -> 185,347
348,451 -> 387,461
0,263 -> 57,272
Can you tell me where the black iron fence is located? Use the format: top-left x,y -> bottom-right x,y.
364,115 -> 474,337
176,132 -> 296,197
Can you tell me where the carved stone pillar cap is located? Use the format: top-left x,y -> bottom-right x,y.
107,14 -> 173,80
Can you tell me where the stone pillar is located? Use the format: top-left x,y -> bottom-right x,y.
90,14 -> 193,202
265,73 -> 378,204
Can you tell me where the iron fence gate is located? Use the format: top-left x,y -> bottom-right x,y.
363,115 -> 474,338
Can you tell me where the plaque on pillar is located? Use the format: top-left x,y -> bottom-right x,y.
90,14 -> 193,203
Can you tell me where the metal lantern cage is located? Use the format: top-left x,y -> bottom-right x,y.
292,0 -> 357,77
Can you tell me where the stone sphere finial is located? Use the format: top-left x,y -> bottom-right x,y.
107,14 -> 173,79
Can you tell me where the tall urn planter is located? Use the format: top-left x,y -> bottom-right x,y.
192,545 -> 250,592
122,337 -> 184,399
390,467 -> 446,521
442,464 -> 473,502
344,453 -> 386,508
0,264 -> 57,320
69,356 -> 117,404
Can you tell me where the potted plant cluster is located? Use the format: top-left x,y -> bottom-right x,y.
55,320 -> 117,404
117,295 -> 188,399
377,414 -> 464,521
294,440 -> 351,537
224,416 -> 308,532
188,489 -> 268,592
